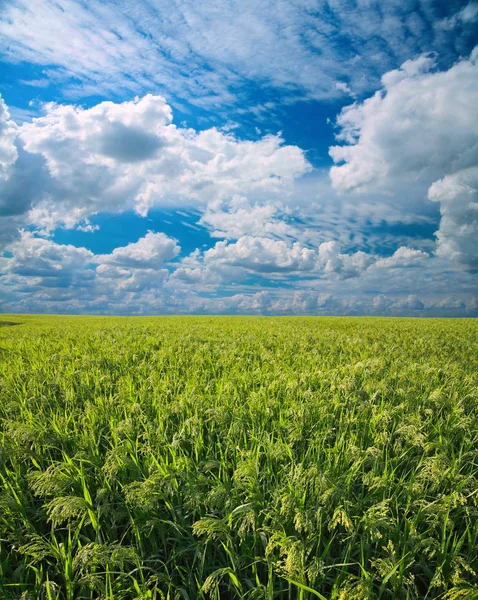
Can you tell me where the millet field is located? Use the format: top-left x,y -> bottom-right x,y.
0,315 -> 477,600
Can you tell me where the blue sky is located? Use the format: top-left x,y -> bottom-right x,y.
0,0 -> 477,315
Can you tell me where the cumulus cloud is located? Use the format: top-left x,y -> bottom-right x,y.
0,96 -> 18,180
4,231 -> 94,288
98,231 -> 180,270
271,291 -> 342,314
205,290 -> 332,315
428,166 -> 478,268
372,294 -> 392,312
2,230 -> 178,296
203,236 -> 316,274
391,294 -> 424,311
198,289 -> 477,317
329,48 -> 478,193
372,246 -> 429,269
329,47 -> 478,268
0,32 -> 476,316
0,94 -> 311,233
317,241 -> 376,279
96,264 -> 169,293
199,196 -> 296,240
221,291 -> 274,313
0,146 -> 51,219
1,227 -> 476,316
224,238 -> 375,279
172,235 -> 430,282
93,231 -> 179,297
430,296 -> 466,310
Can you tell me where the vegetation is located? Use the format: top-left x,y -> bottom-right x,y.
0,315 -> 477,599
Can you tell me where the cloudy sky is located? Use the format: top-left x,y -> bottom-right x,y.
0,0 -> 477,316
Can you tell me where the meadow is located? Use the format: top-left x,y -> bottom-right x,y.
0,315 -> 477,600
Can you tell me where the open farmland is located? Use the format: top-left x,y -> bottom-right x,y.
0,315 -> 477,599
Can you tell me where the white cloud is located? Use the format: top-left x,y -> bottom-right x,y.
2,230 -> 178,294
96,264 -> 169,292
316,241 -> 376,278
271,291 -> 342,314
375,293 -> 427,313
460,2 -> 478,23
372,294 -> 392,312
203,236 -> 316,273
1,229 -> 476,316
335,82 -> 355,97
198,289 -> 478,317
204,290 -> 335,315
330,48 -> 478,194
199,196 -> 296,239
329,48 -> 478,269
0,96 -> 18,180
391,294 -> 424,310
5,230 -> 94,285
0,18 -> 476,316
0,0 -> 473,104
372,246 -> 429,269
0,94 -> 311,238
428,166 -> 478,268
439,2 -> 478,30
430,295 -> 466,309
173,235 -> 430,282
98,231 -> 180,270
221,291 -> 274,313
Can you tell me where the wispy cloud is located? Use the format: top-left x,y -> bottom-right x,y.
1,0 -> 474,105
438,1 -> 478,30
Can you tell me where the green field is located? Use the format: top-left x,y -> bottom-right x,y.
1,315 -> 477,599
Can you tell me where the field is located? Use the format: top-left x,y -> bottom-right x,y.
0,315 -> 477,600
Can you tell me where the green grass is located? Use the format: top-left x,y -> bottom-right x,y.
0,315 -> 477,599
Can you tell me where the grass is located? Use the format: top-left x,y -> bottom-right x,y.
0,314 -> 477,599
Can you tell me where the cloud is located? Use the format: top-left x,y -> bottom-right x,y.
0,94 -> 310,237
199,196 -> 296,239
430,295 -> 467,310
329,48 -> 478,194
98,122 -> 166,163
4,231 -> 94,287
173,235 -> 430,282
1,228 -> 476,316
335,82 -> 355,97
372,246 -> 429,269
194,289 -> 478,317
2,230 -> 178,288
220,291 -> 274,313
0,1 -> 475,105
0,18 -> 476,317
0,96 -> 18,180
0,145 -> 50,218
439,2 -> 478,30
98,231 -> 180,269
428,166 -> 478,268
96,265 -> 169,293
329,47 -> 478,269
372,293 -> 431,314
316,241 -> 376,278
391,294 -> 424,311
203,236 -> 316,274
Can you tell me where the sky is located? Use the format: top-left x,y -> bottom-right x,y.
0,0 -> 477,316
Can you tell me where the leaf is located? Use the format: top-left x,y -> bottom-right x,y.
285,578 -> 328,600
